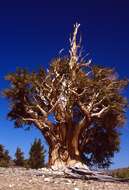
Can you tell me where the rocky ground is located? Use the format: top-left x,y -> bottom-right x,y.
0,167 -> 129,190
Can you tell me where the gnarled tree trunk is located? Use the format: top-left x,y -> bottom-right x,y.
45,120 -> 90,170
48,142 -> 83,170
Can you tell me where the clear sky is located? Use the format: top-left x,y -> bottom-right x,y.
0,0 -> 129,169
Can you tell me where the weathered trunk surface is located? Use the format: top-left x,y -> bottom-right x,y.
48,142 -> 88,170
41,120 -> 90,171
47,129 -> 89,171
48,143 -> 118,182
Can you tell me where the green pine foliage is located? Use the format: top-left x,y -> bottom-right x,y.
14,147 -> 25,167
28,139 -> 46,169
0,144 -> 11,167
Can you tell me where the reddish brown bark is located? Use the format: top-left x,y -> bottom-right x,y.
47,121 -> 88,168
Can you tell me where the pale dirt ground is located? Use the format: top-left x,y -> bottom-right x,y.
0,168 -> 129,190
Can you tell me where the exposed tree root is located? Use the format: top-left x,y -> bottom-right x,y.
49,161 -> 128,182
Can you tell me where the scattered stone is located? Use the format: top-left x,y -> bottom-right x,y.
0,167 -> 128,190
74,188 -> 79,190
9,184 -> 14,188
44,177 -> 51,182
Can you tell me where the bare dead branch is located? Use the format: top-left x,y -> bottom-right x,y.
78,101 -> 91,121
48,99 -> 60,114
69,87 -> 87,97
86,71 -> 92,77
86,92 -> 100,112
78,59 -> 92,69
22,118 -> 38,122
69,23 -> 80,69
91,106 -> 110,118
22,117 -> 44,130
93,97 -> 106,108
36,104 -> 48,117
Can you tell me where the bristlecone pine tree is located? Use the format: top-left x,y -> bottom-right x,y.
28,139 -> 45,169
14,147 -> 25,167
4,23 -> 129,169
0,144 -> 11,167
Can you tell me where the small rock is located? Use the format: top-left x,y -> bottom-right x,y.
54,181 -> 58,184
9,184 -> 14,188
74,188 -> 79,190
66,179 -> 72,183
44,177 -> 51,182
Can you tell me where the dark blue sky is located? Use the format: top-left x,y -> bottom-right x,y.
0,0 -> 129,168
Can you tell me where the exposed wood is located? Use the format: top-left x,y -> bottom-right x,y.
69,23 -> 80,69
91,106 -> 110,118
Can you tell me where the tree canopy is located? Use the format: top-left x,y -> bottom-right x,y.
0,144 -> 11,167
28,139 -> 45,169
4,23 -> 129,168
14,147 -> 25,167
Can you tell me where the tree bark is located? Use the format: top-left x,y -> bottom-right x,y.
48,142 -> 83,170
47,122 -> 89,169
